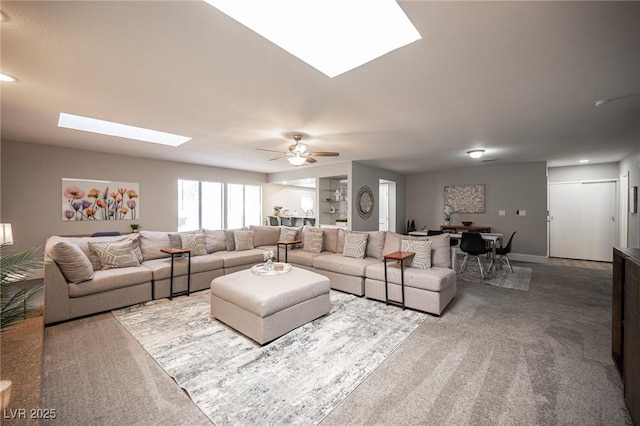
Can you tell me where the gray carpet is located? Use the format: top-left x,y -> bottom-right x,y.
41,262 -> 632,425
458,262 -> 532,291
112,290 -> 425,425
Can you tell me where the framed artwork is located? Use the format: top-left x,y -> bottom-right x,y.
631,186 -> 638,214
444,184 -> 485,213
356,186 -> 375,219
62,178 -> 140,221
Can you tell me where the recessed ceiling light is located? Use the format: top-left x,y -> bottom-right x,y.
467,149 -> 485,159
0,73 -> 17,82
58,113 -> 191,146
579,159 -> 589,163
204,0 -> 421,78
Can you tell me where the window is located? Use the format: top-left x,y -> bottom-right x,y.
227,183 -> 262,228
178,180 -> 223,231
178,180 -> 261,231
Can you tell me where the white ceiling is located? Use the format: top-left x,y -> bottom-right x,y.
1,1 -> 639,175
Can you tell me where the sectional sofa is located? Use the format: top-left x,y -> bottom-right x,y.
44,226 -> 457,324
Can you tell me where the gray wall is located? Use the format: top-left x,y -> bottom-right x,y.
1,140 -> 267,251
621,148 -> 640,248
350,162 -> 406,232
406,162 -> 548,256
548,162 -> 619,182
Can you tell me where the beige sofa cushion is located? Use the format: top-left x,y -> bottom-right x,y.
210,249 -> 265,268
250,225 -> 281,247
45,237 -> 94,284
203,229 -> 227,253
313,253 -> 379,277
285,249 -> 328,267
322,228 -> 340,253
143,254 -> 224,280
365,231 -> 386,260
366,263 -> 455,292
139,230 -> 172,261
68,266 -> 152,297
382,231 -> 402,256
406,233 -> 451,268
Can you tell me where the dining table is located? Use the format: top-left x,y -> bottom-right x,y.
408,231 -> 503,271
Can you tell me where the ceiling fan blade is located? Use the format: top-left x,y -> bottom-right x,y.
305,156 -> 317,164
269,155 -> 289,161
309,152 -> 339,157
256,148 -> 287,154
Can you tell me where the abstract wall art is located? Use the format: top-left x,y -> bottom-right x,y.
62,178 -> 140,221
444,184 -> 485,213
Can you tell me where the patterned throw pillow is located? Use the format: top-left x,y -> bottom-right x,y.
279,227 -> 298,242
47,238 -> 94,283
401,239 -> 432,269
181,233 -> 208,256
303,230 -> 324,253
233,230 -> 255,251
88,240 -> 141,270
342,232 -> 369,259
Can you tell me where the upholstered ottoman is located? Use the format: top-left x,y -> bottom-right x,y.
210,267 -> 331,345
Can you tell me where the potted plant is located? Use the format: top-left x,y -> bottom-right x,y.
1,247 -> 43,331
130,223 -> 140,233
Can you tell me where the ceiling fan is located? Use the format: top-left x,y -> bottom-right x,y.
257,134 -> 339,166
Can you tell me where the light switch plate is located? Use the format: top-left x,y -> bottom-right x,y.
517,210 -> 527,216
499,210 -> 506,216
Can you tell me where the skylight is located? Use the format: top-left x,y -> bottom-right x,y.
204,0 -> 421,78
58,113 -> 191,146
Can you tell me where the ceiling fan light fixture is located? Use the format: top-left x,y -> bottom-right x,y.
288,153 -> 307,166
467,149 -> 485,159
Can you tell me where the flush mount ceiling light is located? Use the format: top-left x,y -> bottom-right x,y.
0,73 -> 17,82
467,149 -> 485,159
204,0 -> 421,78
58,113 -> 191,146
579,159 -> 589,163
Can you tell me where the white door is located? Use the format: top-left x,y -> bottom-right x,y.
549,181 -> 616,261
379,182 -> 389,231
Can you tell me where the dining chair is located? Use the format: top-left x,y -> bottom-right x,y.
496,231 -> 517,273
459,232 -> 491,279
267,216 -> 280,226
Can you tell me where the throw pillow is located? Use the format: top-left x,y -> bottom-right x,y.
423,233 -> 451,268
365,231 -> 386,260
47,238 -> 94,283
181,232 -> 208,256
336,228 -> 347,253
88,240 -> 141,270
203,229 -> 227,253
342,232 -> 369,259
401,239 -> 432,269
279,227 -> 298,242
303,230 -> 324,253
168,233 -> 183,249
234,230 -> 254,251
224,230 -> 236,251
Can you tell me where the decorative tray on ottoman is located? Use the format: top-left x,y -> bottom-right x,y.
251,262 -> 292,276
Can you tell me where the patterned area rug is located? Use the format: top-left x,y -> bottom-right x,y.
457,259 -> 532,291
113,290 -> 426,425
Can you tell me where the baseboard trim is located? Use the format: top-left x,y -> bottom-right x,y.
509,253 -> 548,264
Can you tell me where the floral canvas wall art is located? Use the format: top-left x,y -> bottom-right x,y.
444,184 -> 485,213
62,178 -> 140,221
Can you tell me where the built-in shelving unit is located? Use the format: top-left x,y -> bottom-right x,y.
318,176 -> 348,226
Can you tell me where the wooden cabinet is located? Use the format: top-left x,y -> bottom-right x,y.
613,247 -> 640,425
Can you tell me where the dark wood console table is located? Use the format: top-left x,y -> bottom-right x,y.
441,224 -> 491,233
613,247 -> 640,424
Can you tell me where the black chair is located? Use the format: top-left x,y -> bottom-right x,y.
91,231 -> 121,237
267,216 -> 280,226
459,232 -> 491,279
496,231 -> 517,273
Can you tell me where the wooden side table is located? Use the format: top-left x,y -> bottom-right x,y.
383,251 -> 415,310
160,248 -> 192,300
277,240 -> 302,263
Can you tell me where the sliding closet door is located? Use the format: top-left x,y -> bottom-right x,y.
549,181 -> 616,262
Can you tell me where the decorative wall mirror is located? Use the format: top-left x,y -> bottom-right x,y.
300,194 -> 314,215
356,186 -> 375,219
